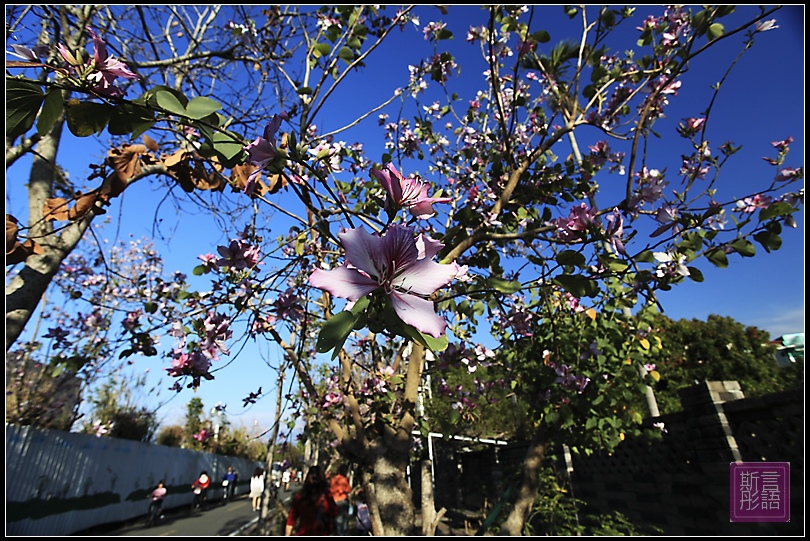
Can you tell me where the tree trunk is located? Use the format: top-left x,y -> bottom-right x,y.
420,457 -> 446,535
364,434 -> 417,536
499,426 -> 549,535
5,114 -> 91,351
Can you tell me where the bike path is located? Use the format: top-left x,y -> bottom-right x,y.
74,494 -> 264,537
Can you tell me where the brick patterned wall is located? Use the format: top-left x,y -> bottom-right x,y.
571,382 -> 803,535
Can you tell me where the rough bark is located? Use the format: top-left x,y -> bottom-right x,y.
499,425 -> 549,535
365,434 -> 417,536
420,457 -> 446,536
5,114 -> 86,351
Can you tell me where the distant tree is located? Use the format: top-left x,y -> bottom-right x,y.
155,424 -> 184,447
215,425 -> 268,462
5,350 -> 82,431
79,372 -> 158,441
183,397 -> 210,450
650,314 -> 801,414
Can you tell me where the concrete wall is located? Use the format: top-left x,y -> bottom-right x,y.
5,424 -> 261,535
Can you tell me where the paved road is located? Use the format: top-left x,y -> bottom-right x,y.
77,488 -> 295,537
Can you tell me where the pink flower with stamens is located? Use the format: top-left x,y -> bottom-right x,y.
309,224 -> 458,337
371,163 -> 452,219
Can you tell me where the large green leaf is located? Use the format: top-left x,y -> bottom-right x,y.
487,276 -> 522,294
753,230 -> 782,253
155,89 -> 188,117
185,96 -> 222,120
211,130 -> 245,161
759,202 -> 792,221
37,87 -> 64,136
108,103 -> 155,137
312,42 -> 331,58
553,274 -> 591,298
730,239 -> 756,258
6,78 -> 45,138
316,309 -> 360,356
556,250 -> 586,267
337,46 -> 354,60
400,322 -> 449,353
65,100 -> 112,137
705,248 -> 729,268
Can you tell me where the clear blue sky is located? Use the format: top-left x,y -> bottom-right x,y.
7,5 -> 804,433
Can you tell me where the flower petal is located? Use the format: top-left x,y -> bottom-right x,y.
371,163 -> 404,204
389,291 -> 448,338
392,257 -> 457,296
415,233 -> 444,260
309,266 -> 379,301
340,228 -> 383,280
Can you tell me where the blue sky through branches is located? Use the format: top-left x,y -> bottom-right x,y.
6,5 -> 804,434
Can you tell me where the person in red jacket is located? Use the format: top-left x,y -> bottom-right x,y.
191,470 -> 211,511
285,465 -> 337,536
329,465 -> 352,535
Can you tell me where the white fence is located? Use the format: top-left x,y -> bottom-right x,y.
5,424 -> 262,536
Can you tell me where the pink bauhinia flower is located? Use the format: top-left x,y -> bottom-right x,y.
243,113 -> 288,194
309,224 -> 458,337
87,30 -> 138,95
371,163 -> 452,219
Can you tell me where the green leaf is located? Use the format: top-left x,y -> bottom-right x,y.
337,46 -> 354,60
6,78 -> 45,138
753,230 -> 782,253
185,96 -> 222,120
192,265 -> 208,276
65,101 -> 112,137
705,248 -> 729,268
400,323 -> 449,353
155,89 -> 188,117
296,86 -> 313,95
316,310 -> 360,355
312,42 -> 331,58
108,103 -> 155,137
488,276 -> 522,294
553,274 -> 588,298
759,202 -> 792,221
211,130 -> 245,161
37,87 -> 64,136
686,267 -> 704,282
556,250 -> 586,267
350,295 -> 370,315
730,239 -> 756,257
436,29 -> 453,40
707,23 -> 725,40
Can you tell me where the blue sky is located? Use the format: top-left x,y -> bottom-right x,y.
6,5 -> 804,432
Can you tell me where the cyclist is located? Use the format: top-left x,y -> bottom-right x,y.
191,470 -> 211,512
147,480 -> 167,526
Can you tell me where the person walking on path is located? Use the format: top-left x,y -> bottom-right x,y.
329,465 -> 352,535
249,467 -> 265,511
222,466 -> 237,502
284,465 -> 338,536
